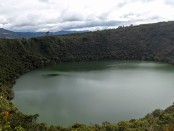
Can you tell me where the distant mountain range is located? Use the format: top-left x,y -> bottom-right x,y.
0,28 -> 87,38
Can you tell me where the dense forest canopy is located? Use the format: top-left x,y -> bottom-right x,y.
0,21 -> 174,130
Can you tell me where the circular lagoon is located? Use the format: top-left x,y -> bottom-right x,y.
13,61 -> 174,126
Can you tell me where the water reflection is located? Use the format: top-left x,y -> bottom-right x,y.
13,61 -> 174,126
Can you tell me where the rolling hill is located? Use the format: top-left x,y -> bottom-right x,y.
0,28 -> 86,38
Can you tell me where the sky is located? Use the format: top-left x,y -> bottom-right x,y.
0,0 -> 174,32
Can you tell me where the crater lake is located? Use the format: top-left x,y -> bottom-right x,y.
13,61 -> 174,126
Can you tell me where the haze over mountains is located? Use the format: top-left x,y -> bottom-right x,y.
0,28 -> 86,38
1,21 -> 174,130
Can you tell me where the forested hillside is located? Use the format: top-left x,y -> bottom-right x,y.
1,21 -> 174,130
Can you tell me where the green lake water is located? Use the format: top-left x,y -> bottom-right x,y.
13,61 -> 174,126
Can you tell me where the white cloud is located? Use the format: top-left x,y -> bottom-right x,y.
165,0 -> 174,5
0,0 -> 173,32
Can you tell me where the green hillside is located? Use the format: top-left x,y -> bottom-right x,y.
0,21 -> 174,130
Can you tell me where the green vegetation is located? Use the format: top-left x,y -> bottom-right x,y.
0,21 -> 174,130
1,95 -> 174,131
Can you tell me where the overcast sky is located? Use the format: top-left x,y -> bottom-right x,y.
0,0 -> 174,32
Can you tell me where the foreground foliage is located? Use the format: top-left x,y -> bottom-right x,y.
1,94 -> 174,130
0,21 -> 174,130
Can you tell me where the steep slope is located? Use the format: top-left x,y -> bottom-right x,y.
1,21 -> 174,88
0,21 -> 174,130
